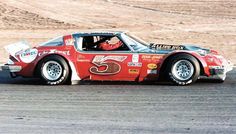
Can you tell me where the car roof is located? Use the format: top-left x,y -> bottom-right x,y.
72,30 -> 127,36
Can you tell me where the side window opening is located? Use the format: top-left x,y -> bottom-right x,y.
82,36 -> 95,51
81,35 -> 130,51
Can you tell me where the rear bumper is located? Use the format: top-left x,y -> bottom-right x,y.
0,64 -> 22,73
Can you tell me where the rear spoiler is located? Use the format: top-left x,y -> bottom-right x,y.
4,41 -> 30,60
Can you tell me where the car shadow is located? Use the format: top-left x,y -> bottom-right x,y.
0,71 -> 44,85
78,80 -> 173,86
0,71 -> 172,86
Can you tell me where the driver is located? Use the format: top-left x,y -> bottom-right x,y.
98,40 -> 123,51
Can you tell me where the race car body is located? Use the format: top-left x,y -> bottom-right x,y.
0,31 -> 233,85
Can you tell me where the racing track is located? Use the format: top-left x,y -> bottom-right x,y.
0,69 -> 236,134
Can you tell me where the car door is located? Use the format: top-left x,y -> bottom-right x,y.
73,34 -> 142,81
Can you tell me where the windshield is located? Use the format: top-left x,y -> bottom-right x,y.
121,33 -> 150,51
40,36 -> 63,46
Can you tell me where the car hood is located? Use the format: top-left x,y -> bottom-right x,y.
181,45 -> 212,55
148,44 -> 214,56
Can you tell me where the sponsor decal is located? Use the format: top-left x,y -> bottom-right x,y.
38,51 -> 47,56
132,54 -> 139,63
127,62 -> 142,67
63,35 -> 74,46
78,59 -> 90,62
142,55 -> 163,61
151,55 -> 163,60
129,69 -> 139,74
78,55 -> 85,59
90,55 -> 127,75
142,55 -> 151,59
56,50 -> 70,55
20,49 -> 38,63
156,45 -> 182,50
206,58 -> 214,63
147,69 -> 157,74
38,50 -> 70,56
77,55 -> 90,62
65,38 -> 74,46
147,63 -> 157,69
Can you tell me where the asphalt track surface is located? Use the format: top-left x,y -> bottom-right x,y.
0,70 -> 235,134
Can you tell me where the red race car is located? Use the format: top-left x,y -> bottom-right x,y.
0,31 -> 233,85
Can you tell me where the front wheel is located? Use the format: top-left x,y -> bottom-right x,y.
167,54 -> 200,85
38,55 -> 70,85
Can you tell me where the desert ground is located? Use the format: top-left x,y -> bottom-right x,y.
0,0 -> 235,64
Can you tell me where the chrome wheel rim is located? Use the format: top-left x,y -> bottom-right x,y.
42,61 -> 62,81
171,60 -> 194,81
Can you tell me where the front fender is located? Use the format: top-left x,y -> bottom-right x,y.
158,51 -> 210,76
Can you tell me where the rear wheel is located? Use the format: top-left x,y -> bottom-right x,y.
38,55 -> 70,85
167,54 -> 200,85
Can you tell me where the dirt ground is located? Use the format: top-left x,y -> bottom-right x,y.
0,0 -> 235,64
0,70 -> 236,133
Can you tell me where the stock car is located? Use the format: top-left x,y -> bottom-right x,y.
0,31 -> 233,85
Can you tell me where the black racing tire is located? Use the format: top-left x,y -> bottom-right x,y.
37,55 -> 70,85
166,54 -> 200,85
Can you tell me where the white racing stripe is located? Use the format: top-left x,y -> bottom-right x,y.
68,61 -> 81,85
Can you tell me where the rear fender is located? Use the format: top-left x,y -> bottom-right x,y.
34,53 -> 81,84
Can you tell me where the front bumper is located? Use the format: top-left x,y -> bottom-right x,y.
209,60 -> 234,75
0,64 -> 22,73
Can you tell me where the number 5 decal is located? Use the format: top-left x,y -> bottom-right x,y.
90,55 -> 127,75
